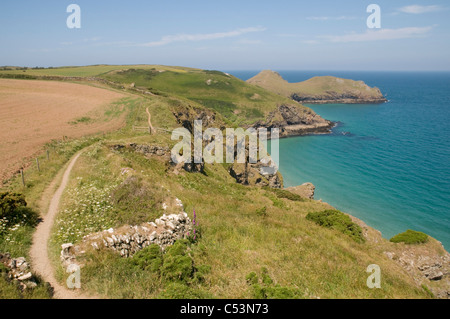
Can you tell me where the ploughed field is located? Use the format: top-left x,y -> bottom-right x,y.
0,79 -> 126,185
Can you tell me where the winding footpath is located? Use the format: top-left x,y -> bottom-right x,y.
146,107 -> 156,134
30,151 -> 96,299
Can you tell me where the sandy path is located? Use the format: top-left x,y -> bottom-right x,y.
146,107 -> 156,134
30,151 -> 97,299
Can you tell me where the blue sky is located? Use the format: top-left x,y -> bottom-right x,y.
1,0 -> 449,70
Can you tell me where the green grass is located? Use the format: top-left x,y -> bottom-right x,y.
100,68 -> 306,126
0,65 -> 198,78
390,230 -> 429,245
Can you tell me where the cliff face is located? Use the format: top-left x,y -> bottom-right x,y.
254,103 -> 334,138
247,70 -> 387,104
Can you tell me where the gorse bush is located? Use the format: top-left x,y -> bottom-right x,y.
132,244 -> 163,273
130,239 -> 210,285
390,230 -> 429,244
264,187 -> 304,202
246,268 -> 303,299
0,192 -> 39,234
306,210 -> 365,243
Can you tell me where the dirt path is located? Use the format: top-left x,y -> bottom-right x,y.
146,107 -> 156,134
30,151 -> 97,299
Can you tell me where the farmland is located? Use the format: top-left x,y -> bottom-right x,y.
0,79 -> 127,185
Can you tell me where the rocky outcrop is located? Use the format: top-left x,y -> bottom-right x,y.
384,241 -> 450,299
285,183 -> 315,199
291,91 -> 387,104
0,253 -> 38,290
60,212 -> 194,270
254,104 -> 334,138
111,143 -> 204,174
229,162 -> 283,189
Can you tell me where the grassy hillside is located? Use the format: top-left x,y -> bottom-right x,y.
100,68 -> 307,126
0,65 -> 197,77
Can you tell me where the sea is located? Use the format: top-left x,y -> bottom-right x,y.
228,70 -> 450,249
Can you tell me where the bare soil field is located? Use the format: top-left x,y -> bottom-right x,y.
0,79 -> 126,186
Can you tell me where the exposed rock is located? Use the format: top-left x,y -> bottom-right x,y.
285,183 -> 315,199
0,253 -> 38,290
229,162 -> 283,189
384,240 -> 450,298
254,104 -> 334,138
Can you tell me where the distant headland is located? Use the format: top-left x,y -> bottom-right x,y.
247,70 -> 388,104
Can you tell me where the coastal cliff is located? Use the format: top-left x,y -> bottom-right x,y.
247,70 -> 387,104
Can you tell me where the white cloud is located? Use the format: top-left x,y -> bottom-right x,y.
320,26 -> 434,43
306,16 -> 358,21
140,27 -> 266,47
399,5 -> 442,14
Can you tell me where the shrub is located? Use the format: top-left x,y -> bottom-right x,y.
390,230 -> 429,245
246,268 -> 302,299
256,206 -> 268,218
264,188 -> 304,202
0,192 -> 40,230
161,241 -> 194,282
306,210 -> 365,243
132,244 -> 163,272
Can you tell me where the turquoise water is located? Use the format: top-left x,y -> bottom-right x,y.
229,71 -> 450,249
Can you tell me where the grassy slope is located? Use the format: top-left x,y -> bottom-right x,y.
0,65 -> 197,77
0,66 -> 433,299
100,68 -> 308,126
247,70 -> 384,99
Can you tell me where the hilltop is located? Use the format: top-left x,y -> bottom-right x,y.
247,70 -> 387,104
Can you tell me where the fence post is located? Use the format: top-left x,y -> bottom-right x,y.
47,150 -> 50,160
36,158 -> 40,172
21,169 -> 25,187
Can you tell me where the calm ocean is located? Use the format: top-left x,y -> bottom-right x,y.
229,70 -> 450,249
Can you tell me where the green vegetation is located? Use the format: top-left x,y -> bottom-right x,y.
265,187 -> 305,202
100,68 -> 306,126
246,267 -> 303,299
390,230 -> 429,245
306,210 -> 365,243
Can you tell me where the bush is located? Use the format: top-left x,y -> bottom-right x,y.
306,210 -> 365,243
256,206 -> 268,218
161,241 -> 194,282
264,188 -> 304,202
390,230 -> 429,245
0,192 -> 40,230
131,244 -> 163,272
246,268 -> 302,299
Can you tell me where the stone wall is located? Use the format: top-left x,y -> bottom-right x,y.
61,212 -> 193,270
